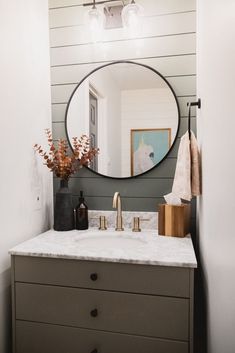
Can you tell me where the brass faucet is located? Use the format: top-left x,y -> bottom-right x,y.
112,192 -> 124,231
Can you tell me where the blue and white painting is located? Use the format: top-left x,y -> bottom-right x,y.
131,128 -> 171,176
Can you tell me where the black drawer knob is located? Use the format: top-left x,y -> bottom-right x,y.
90,273 -> 98,281
91,350 -> 98,353
90,309 -> 98,317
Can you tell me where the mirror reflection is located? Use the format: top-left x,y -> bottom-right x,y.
66,61 -> 179,178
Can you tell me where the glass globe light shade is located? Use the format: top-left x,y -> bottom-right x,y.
121,1 -> 143,36
86,6 -> 105,42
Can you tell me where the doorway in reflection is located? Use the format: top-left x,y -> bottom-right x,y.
89,91 -> 98,172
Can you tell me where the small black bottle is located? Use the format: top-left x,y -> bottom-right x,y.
75,191 -> 88,230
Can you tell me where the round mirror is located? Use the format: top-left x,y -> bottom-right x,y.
65,61 -> 180,179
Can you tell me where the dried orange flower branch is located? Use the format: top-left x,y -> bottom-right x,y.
34,129 -> 99,180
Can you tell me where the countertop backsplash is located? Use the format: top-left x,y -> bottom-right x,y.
89,210 -> 158,230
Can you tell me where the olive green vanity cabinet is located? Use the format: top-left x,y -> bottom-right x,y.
11,255 -> 195,353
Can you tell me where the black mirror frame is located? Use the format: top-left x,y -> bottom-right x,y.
65,60 -> 180,180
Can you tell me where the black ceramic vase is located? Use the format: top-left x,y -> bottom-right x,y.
54,179 -> 74,231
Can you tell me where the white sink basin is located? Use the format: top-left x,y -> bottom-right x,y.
75,230 -> 146,252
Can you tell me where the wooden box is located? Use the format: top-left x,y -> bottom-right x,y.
158,204 -> 191,237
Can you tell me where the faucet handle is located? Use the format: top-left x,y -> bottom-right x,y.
99,216 -> 107,230
90,216 -> 107,230
132,217 -> 150,232
132,217 -> 141,232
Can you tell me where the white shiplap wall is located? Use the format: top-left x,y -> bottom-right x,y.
49,0 -> 196,212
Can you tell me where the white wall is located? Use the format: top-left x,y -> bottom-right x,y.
197,1 -> 235,352
0,1 -> 53,352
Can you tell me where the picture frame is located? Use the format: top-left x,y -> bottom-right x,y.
131,128 -> 171,176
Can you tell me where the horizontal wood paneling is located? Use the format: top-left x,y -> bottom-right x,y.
70,193 -> 196,214
169,138 -> 180,158
70,157 -> 178,179
51,76 -> 196,103
50,33 -> 196,66
51,138 -> 195,183
54,176 -> 173,197
52,103 -> 67,121
52,128 -> 194,158
74,196 -> 165,212
51,96 -> 197,122
49,0 -> 197,213
54,184 -> 196,214
50,12 -> 195,44
69,197 -> 197,216
49,0 -> 196,15
51,55 -> 196,84
52,117 -> 196,142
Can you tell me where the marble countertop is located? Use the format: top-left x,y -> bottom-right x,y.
9,228 -> 197,268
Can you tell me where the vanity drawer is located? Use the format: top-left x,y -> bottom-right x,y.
14,255 -> 190,297
16,283 -> 189,341
16,320 -> 188,353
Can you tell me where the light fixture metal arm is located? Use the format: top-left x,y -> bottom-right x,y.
83,0 -> 123,6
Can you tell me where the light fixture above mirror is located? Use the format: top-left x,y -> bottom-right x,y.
83,0 -> 144,42
121,0 -> 143,35
85,0 -> 105,42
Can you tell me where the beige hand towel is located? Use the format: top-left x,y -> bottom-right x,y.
190,131 -> 201,197
172,131 -> 201,201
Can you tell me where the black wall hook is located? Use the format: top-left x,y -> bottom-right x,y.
187,98 -> 201,139
187,98 -> 201,109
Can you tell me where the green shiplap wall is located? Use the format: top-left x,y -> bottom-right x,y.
49,0 -> 196,215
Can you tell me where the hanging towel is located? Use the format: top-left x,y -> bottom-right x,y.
171,130 -> 201,202
190,131 -> 201,197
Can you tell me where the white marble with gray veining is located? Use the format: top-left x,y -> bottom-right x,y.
9,222 -> 197,268
89,210 -> 157,230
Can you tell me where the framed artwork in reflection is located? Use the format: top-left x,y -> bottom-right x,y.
131,128 -> 171,176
